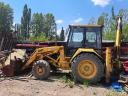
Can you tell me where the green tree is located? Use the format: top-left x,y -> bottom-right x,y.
14,23 -> 22,39
21,4 -> 31,40
112,6 -> 115,20
102,7 -> 116,40
101,7 -> 128,41
88,17 -> 96,24
118,9 -> 128,41
97,13 -> 108,26
0,2 -> 13,33
97,15 -> 104,25
60,27 -> 65,41
30,33 -> 48,42
31,13 -> 44,37
44,13 -> 57,40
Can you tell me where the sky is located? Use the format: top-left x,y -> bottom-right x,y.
0,0 -> 128,34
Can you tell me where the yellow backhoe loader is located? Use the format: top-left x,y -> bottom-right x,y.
19,17 -> 123,84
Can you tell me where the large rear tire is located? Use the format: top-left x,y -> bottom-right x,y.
32,60 -> 50,80
71,53 -> 104,84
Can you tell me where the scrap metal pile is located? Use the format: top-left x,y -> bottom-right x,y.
0,32 -> 17,76
0,32 -> 17,51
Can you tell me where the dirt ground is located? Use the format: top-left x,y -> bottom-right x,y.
0,49 -> 126,96
0,74 -> 127,96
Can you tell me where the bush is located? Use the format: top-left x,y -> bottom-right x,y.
29,33 -> 48,42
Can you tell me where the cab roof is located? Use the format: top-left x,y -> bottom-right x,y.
69,24 -> 103,28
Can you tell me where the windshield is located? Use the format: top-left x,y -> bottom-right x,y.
68,27 -> 84,47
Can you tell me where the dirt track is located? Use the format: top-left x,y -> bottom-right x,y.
0,75 -> 127,96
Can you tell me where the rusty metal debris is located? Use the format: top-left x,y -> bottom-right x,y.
0,32 -> 17,77
124,84 -> 128,93
0,32 -> 17,51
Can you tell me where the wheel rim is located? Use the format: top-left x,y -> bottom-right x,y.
36,65 -> 44,76
77,60 -> 97,79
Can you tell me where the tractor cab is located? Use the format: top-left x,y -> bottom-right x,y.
66,24 -> 103,56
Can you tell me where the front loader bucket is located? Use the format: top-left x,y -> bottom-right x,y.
1,59 -> 25,77
2,64 -> 14,77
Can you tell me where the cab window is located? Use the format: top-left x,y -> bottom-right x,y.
86,32 -> 96,43
85,27 -> 101,49
68,27 -> 84,47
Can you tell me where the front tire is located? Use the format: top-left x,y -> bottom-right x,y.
32,60 -> 50,80
71,53 -> 104,84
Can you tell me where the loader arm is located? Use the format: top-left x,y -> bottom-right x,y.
22,46 -> 70,70
22,46 -> 61,70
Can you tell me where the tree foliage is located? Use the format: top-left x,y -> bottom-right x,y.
88,17 -> 96,24
0,2 -> 13,33
21,4 -> 31,40
98,7 -> 128,41
60,27 -> 65,41
31,13 -> 44,37
44,13 -> 57,40
30,33 -> 48,42
0,3 -> 57,41
30,13 -> 57,41
118,9 -> 128,41
97,14 -> 104,25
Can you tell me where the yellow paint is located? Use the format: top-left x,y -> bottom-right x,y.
22,46 -> 70,70
115,17 -> 121,47
70,48 -> 102,62
78,60 -> 97,79
105,47 -> 112,83
115,17 -> 122,60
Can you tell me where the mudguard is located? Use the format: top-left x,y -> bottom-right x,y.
70,48 -> 103,62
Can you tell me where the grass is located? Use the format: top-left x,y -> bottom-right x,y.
83,80 -> 90,87
58,74 -> 75,88
56,73 -> 127,95
58,73 -> 92,88
93,92 -> 97,96
106,90 -> 127,96
106,91 -> 118,96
